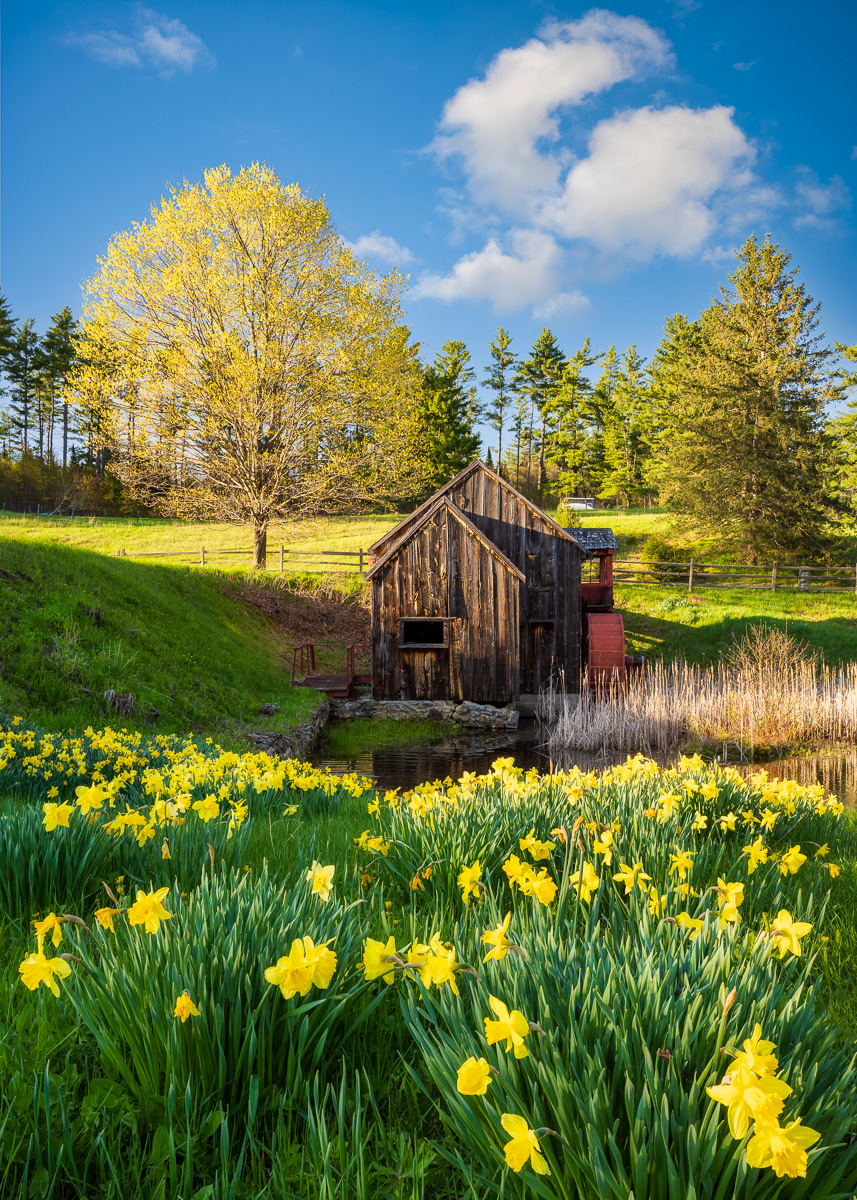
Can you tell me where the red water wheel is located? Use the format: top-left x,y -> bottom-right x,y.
586,612 -> 627,690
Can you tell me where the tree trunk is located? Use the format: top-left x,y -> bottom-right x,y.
253,524 -> 268,569
62,402 -> 68,468
537,412 -> 546,493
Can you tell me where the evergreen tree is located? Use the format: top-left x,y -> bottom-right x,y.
515,328 -> 566,493
548,338 -> 598,497
0,293 -> 17,364
483,328 -> 516,474
598,345 -> 650,506
6,319 -> 41,452
42,307 -> 80,466
649,234 -> 843,561
417,354 -> 480,488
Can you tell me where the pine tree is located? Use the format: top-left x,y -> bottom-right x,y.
0,293 -> 17,363
549,338 -> 598,497
483,328 -> 516,474
6,319 -> 41,452
598,345 -> 650,506
42,307 -> 80,466
417,354 -> 481,488
649,234 -> 842,561
515,329 -> 566,493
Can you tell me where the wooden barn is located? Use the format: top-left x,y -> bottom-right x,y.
365,460 -> 585,704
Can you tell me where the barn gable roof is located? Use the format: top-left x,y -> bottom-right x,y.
364,495 -> 526,582
367,459 -> 583,557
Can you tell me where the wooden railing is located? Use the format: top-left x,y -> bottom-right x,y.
108,544 -> 857,594
114,547 -> 367,571
610,560 -> 857,594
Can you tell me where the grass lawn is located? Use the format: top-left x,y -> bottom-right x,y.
0,536 -> 322,738
618,584 -> 857,666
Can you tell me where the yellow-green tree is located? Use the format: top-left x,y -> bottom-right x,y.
77,163 -> 427,565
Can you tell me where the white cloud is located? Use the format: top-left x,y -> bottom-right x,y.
432,10 -> 672,215
67,6 -> 214,74
733,61 -> 756,71
793,168 -> 850,232
413,229 -> 587,315
346,231 -> 417,264
539,105 -> 755,258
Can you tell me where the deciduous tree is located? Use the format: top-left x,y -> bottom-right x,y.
76,163 -> 427,565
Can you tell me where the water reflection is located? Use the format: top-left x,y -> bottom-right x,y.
311,722 -> 857,804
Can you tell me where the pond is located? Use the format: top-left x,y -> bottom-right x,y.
312,720 -> 857,803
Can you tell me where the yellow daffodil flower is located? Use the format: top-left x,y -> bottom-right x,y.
482,913 -> 513,962
94,906 -> 119,932
612,862 -> 651,895
570,861 -> 599,904
745,1119 -> 821,1178
306,861 -> 335,902
173,992 -> 201,1022
18,949 -> 72,997
484,996 -> 530,1058
729,1025 -> 778,1076
457,860 -> 482,903
778,845 -> 807,876
669,850 -> 694,880
42,802 -> 74,831
706,1066 -> 792,1138
501,1114 -> 549,1175
360,935 -> 398,984
456,1057 -> 492,1096
33,912 -> 65,948
127,886 -> 172,934
768,910 -> 812,958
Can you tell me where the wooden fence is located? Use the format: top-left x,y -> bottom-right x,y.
111,546 -> 857,593
610,559 -> 857,594
113,546 -> 367,572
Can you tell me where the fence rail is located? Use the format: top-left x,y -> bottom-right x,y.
107,545 -> 857,593
114,546 -> 367,571
610,559 -> 857,594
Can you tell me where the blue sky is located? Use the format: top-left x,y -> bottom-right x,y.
4,0 -> 856,417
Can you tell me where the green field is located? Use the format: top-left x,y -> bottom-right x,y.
0,537 -> 322,738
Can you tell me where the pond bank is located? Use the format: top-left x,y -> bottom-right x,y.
312,716 -> 857,802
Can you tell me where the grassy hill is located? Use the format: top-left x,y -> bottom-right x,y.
0,536 -> 323,737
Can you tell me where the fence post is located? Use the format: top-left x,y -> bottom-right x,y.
771,561 -> 777,591
200,546 -> 205,567
279,545 -> 284,572
687,559 -> 695,593
798,566 -> 810,592
359,548 -> 364,574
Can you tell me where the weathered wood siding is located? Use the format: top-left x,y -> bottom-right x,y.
371,506 -> 521,703
447,468 -> 582,693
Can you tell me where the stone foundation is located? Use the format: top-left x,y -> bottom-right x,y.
329,698 -> 519,730
246,697 -> 331,759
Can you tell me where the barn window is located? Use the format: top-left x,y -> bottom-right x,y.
400,618 -> 448,647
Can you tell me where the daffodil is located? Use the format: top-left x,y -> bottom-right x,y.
74,784 -> 106,814
778,845 -> 807,876
482,912 -> 513,962
612,861 -> 651,895
33,912 -> 65,948
691,811 -> 708,832
192,795 -> 220,823
768,910 -> 812,958
18,949 -> 72,997
742,836 -> 769,874
361,935 -> 398,984
94,906 -> 119,932
676,911 -> 704,939
569,861 -> 599,904
457,860 -> 482,903
42,801 -> 74,831
592,830 -> 613,864
669,850 -> 694,880
127,886 -> 172,934
745,1119 -> 821,1178
306,861 -> 335,902
484,996 -> 530,1058
519,829 -> 555,861
729,1024 -> 778,1076
173,992 -> 201,1022
456,1057 -> 492,1095
706,1066 -> 792,1138
501,1114 -> 549,1175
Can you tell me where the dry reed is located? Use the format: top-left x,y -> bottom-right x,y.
546,626 -> 857,756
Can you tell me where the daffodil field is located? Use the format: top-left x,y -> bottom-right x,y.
1,716 -> 857,1199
